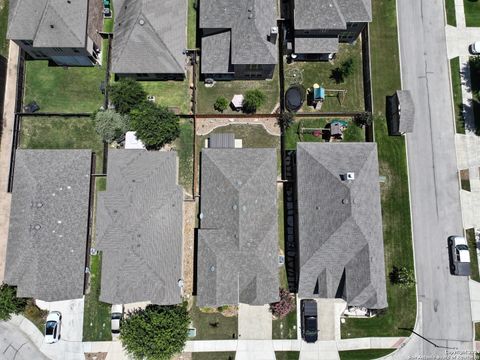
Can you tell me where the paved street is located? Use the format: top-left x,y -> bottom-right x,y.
0,321 -> 48,360
395,0 -> 473,356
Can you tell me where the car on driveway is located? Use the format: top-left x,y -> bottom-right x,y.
301,299 -> 318,343
45,311 -> 61,344
470,42 -> 480,54
448,235 -> 471,276
111,304 -> 123,337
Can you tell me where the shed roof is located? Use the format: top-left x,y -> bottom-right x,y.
396,90 -> 415,133
296,143 -> 387,309
96,150 -> 183,305
5,150 -> 91,301
197,148 -> 279,307
111,0 -> 186,74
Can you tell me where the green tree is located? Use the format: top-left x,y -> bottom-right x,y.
243,89 -> 266,114
353,112 -> 373,127
214,96 -> 229,113
278,112 -> 295,129
130,102 -> 180,150
120,304 -> 190,360
389,266 -> 416,289
0,284 -> 27,321
93,110 -> 130,143
330,58 -> 355,84
109,78 -> 147,115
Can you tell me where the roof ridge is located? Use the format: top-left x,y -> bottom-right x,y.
37,2 -> 84,45
112,0 -> 144,65
31,0 -> 49,44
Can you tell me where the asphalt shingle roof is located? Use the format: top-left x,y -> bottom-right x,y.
5,150 -> 92,301
199,0 -> 278,72
294,37 -> 339,54
197,148 -> 279,307
201,31 -> 232,74
111,0 -> 186,74
296,143 -> 387,309
96,150 -> 183,305
8,0 -> 88,48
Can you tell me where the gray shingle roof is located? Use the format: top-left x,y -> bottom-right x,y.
200,0 -> 278,68
294,0 -> 371,30
111,0 -> 186,75
296,143 -> 387,309
396,90 -> 415,134
96,150 -> 183,305
201,31 -> 232,74
5,150 -> 92,301
8,0 -> 87,48
197,148 -> 279,307
294,37 -> 339,54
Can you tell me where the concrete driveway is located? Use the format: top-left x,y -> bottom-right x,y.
238,304 -> 272,340
36,298 -> 84,342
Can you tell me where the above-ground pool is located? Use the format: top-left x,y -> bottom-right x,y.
285,85 -> 305,112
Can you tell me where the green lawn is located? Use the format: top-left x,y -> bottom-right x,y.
285,117 -> 364,150
341,0 -> 416,338
141,80 -> 191,114
272,306 -> 297,339
450,57 -> 465,133
174,119 -> 194,194
284,42 -> 364,112
274,352 -> 300,360
196,68 -> 280,114
464,0 -> 480,27
467,228 -> 480,281
19,116 -> 104,172
189,299 -> 238,340
104,18 -> 114,33
339,349 -> 396,360
192,353 -> 236,360
0,0 -> 8,58
23,61 -> 105,113
446,0 -> 457,26
187,0 -> 197,49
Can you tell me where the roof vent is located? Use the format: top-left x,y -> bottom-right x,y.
210,265 -> 215,272
33,224 -> 41,230
50,24 -> 54,29
139,19 -> 145,26
346,172 -> 355,180
36,202 -> 43,208
248,13 -> 253,19
199,213 -> 204,220
342,198 -> 349,204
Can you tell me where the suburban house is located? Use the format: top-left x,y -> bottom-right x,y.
199,0 -> 278,80
5,150 -> 92,301
290,0 -> 371,60
296,143 -> 387,309
386,90 -> 415,136
7,0 -> 103,66
197,148 -> 279,307
111,0 -> 187,80
95,150 -> 183,305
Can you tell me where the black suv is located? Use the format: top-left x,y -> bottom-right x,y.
301,299 -> 318,343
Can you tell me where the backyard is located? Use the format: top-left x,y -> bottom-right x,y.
0,0 -> 8,58
464,0 -> 480,27
341,0 -> 416,338
450,57 -> 465,133
141,80 -> 191,114
284,42 -> 364,113
189,299 -> 238,340
19,116 -> 104,172
23,61 -> 105,113
196,69 -> 280,114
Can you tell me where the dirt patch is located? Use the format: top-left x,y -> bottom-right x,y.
196,117 -> 281,136
199,305 -> 238,317
84,353 -> 107,360
182,200 -> 197,296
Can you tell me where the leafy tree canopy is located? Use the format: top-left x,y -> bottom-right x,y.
109,78 -> 147,115
214,96 -> 229,113
93,110 -> 130,143
0,284 -> 27,321
120,304 -> 190,360
243,89 -> 266,114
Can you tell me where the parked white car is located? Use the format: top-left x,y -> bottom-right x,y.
111,304 -> 123,337
44,311 -> 61,344
448,235 -> 471,276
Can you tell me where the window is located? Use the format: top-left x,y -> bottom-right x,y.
53,48 -> 63,53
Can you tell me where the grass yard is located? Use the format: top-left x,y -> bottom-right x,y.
19,116 -> 104,172
192,353 -> 236,360
24,61 -> 105,113
284,42 -> 364,112
464,0 -> 480,27
467,228 -> 480,281
339,349 -> 396,360
173,119 -> 194,194
141,80 -> 191,114
275,352 -> 300,360
188,0 -> 197,49
272,306 -> 297,339
341,0 -> 416,338
284,117 -> 364,150
0,0 -> 8,58
450,57 -> 465,133
189,299 -> 238,340
196,68 -> 280,114
445,0 -> 457,26
23,300 -> 48,333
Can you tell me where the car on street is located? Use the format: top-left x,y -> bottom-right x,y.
44,311 -> 61,343
448,235 -> 471,276
301,299 -> 318,343
111,304 -> 123,337
470,41 -> 480,54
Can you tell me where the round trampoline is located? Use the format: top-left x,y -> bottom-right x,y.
285,85 -> 305,112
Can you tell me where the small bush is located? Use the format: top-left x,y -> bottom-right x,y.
353,112 -> 372,127
0,284 -> 27,321
389,266 -> 416,289
270,288 -> 295,319
243,89 -> 266,114
214,97 -> 229,113
93,110 -> 130,143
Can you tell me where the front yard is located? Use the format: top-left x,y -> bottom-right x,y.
196,69 -> 280,114
284,42 -> 364,113
189,299 -> 238,340
464,0 -> 480,27
23,61 -> 105,113
19,116 -> 104,172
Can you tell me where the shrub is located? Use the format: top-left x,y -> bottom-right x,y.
270,288 -> 295,319
353,112 -> 373,127
214,96 -> 229,112
389,266 -> 416,289
109,78 -> 147,115
0,284 -> 27,321
278,112 -> 295,129
243,89 -> 266,114
93,110 -> 130,143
